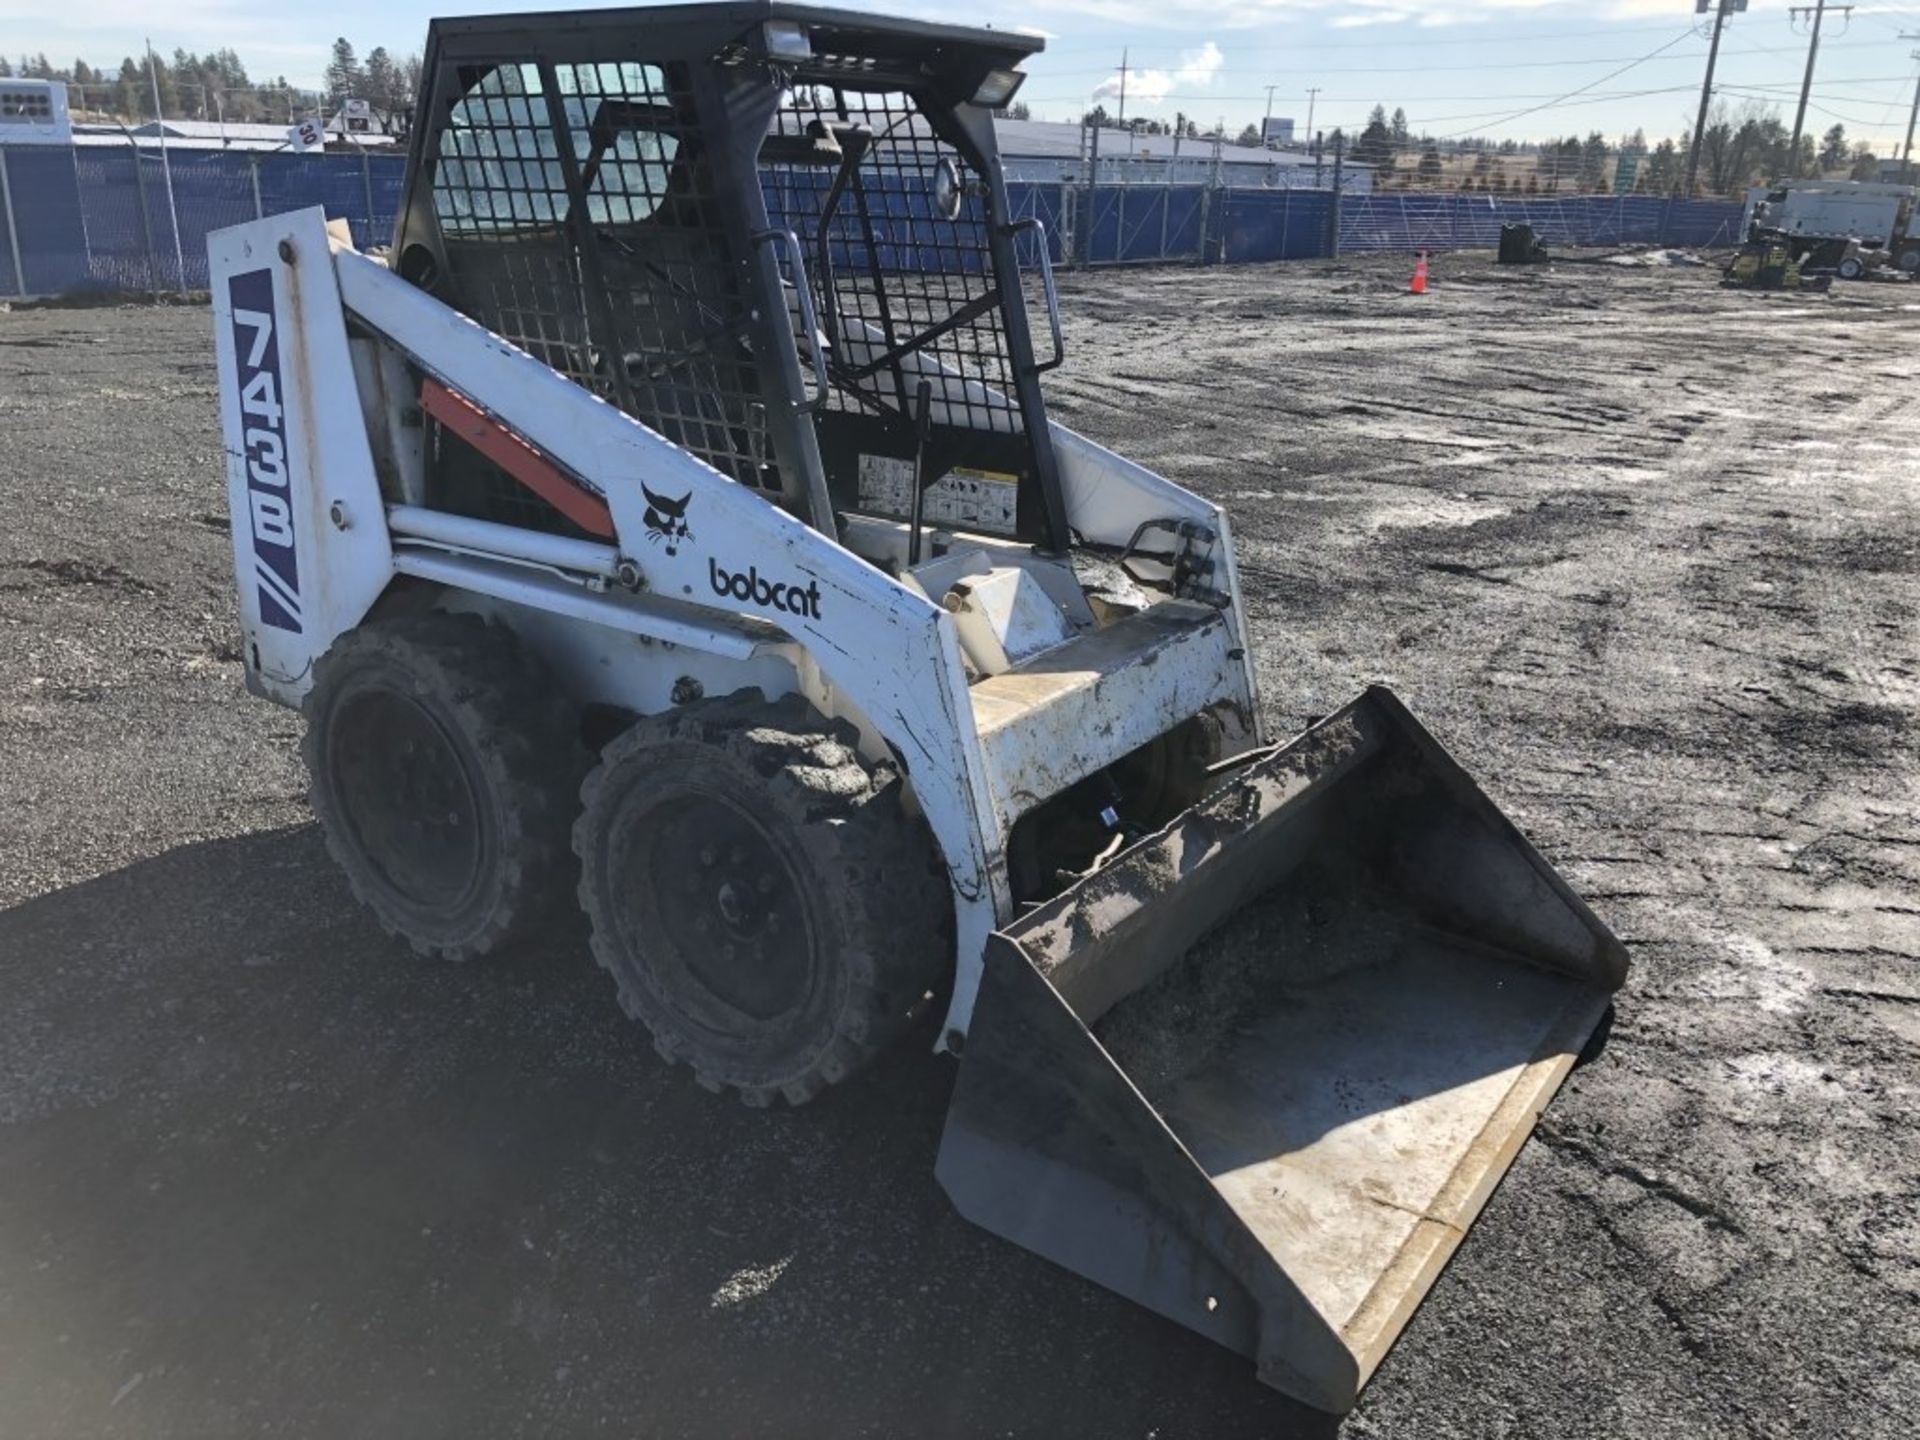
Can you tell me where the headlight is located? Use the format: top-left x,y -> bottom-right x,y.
763,20 -> 813,60
972,68 -> 1026,108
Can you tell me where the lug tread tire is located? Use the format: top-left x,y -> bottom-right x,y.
574,690 -> 949,1106
303,611 -> 585,960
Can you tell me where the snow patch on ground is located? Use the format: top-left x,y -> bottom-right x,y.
710,1256 -> 793,1308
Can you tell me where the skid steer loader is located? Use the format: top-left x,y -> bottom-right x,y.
209,3 -> 1627,1412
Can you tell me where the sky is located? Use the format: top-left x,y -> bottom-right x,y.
4,0 -> 1918,149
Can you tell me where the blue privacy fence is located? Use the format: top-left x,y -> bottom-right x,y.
1218,189 -> 1339,262
0,143 -> 1747,299
1,144 -> 404,296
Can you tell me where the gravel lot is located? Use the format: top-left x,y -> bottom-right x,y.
2,253 -> 1917,1439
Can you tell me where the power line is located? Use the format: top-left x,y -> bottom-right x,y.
1719,85 -> 1915,131
1029,36 -> 1889,81
1033,19 -> 1735,56
1031,76 -> 1920,109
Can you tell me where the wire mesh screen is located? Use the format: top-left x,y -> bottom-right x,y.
555,59 -> 779,491
766,87 -> 1023,437
432,63 -> 593,390
428,60 -> 779,494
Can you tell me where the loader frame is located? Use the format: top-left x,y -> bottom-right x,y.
211,204 -> 1258,1042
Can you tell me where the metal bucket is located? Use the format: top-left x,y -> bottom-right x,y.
937,687 -> 1628,1413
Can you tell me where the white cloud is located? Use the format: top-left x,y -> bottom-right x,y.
1602,0 -> 1703,15
1093,39 -> 1224,105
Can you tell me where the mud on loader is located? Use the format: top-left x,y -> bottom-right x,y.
209,3 -> 1627,1412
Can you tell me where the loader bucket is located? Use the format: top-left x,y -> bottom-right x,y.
937,686 -> 1627,1413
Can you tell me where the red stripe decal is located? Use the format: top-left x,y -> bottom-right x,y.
419,378 -> 616,539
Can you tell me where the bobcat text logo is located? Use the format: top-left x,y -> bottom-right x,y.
228,269 -> 300,633
642,485 -> 692,556
709,560 -> 823,620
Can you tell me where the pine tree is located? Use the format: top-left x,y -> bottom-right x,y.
1353,106 -> 1393,167
116,58 -> 142,119
324,37 -> 364,102
1819,123 -> 1848,172
365,46 -> 399,127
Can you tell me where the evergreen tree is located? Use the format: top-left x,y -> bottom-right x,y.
1580,131 -> 1609,191
116,58 -> 143,119
1353,105 -> 1393,167
324,37 -> 364,101
365,46 -> 403,127
1818,123 -> 1849,172
1643,138 -> 1680,195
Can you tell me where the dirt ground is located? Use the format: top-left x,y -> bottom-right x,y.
2,251 -> 1916,1439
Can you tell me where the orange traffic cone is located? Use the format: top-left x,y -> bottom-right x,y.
1410,251 -> 1429,294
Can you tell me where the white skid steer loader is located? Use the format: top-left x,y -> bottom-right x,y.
209,3 -> 1627,1412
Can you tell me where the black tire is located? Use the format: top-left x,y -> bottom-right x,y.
1837,256 -> 1865,281
1898,247 -> 1920,276
303,611 -> 585,959
574,691 -> 950,1106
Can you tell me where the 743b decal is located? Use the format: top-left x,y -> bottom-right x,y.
228,269 -> 301,633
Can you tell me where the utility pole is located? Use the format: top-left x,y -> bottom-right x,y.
1305,86 -> 1321,149
1263,85 -> 1278,148
1684,0 -> 1739,200
1787,0 -> 1849,174
1116,48 -> 1129,129
1903,35 -> 1920,186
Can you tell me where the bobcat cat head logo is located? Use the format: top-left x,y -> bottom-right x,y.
642,486 -> 693,556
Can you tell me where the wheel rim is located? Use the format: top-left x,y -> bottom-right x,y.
326,685 -> 484,911
611,785 -> 816,1031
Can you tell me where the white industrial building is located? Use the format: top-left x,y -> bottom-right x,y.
994,117 -> 1372,192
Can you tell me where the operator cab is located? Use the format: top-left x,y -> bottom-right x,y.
390,2 -> 1069,567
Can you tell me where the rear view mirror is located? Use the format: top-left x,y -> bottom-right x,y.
932,158 -> 963,221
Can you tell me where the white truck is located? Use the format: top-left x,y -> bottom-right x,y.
1743,179 -> 1919,275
